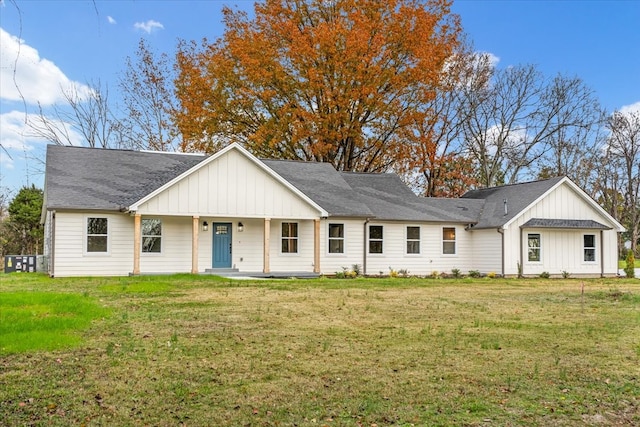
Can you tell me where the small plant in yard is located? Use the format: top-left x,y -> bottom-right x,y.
398,268 -> 410,278
351,264 -> 361,277
388,267 -> 399,278
486,271 -> 497,278
335,270 -> 345,279
539,271 -> 550,279
468,270 -> 481,278
430,270 -> 440,279
561,270 -> 571,279
624,250 -> 635,278
517,261 -> 523,278
451,268 -> 462,278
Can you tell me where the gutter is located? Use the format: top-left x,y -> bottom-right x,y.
600,229 -> 604,278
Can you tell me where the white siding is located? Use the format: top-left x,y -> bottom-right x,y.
136,149 -> 320,219
269,220 -> 315,272
503,183 -> 620,276
53,212 -> 133,277
319,219 -> 366,274
362,222 -> 474,276
470,228 -> 502,274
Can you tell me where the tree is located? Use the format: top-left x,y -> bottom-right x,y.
28,80 -> 121,148
401,48 -> 492,197
605,110 -> 640,256
460,65 -> 601,187
4,185 -> 44,255
175,0 -> 461,172
118,39 -> 180,151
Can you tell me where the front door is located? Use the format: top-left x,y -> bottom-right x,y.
212,223 -> 232,268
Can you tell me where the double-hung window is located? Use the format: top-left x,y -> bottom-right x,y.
406,226 -> 420,254
142,219 -> 162,253
583,234 -> 596,262
328,223 -> 344,254
282,222 -> 298,253
369,225 -> 383,254
442,227 -> 456,254
87,217 -> 108,253
528,233 -> 541,262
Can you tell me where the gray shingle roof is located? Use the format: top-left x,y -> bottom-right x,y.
45,145 -> 206,211
521,218 -> 611,230
261,159 -> 372,217
44,145 -> 578,228
461,177 -> 565,229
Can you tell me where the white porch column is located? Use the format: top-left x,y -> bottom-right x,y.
192,216 -> 199,274
133,213 -> 141,275
314,219 -> 320,273
263,218 -> 271,273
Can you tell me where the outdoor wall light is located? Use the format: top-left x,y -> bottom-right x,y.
202,221 -> 209,232
237,222 -> 244,232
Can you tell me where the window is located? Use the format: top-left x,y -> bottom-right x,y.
369,225 -> 383,254
141,219 -> 162,253
87,217 -> 108,252
442,227 -> 456,254
406,226 -> 420,254
528,233 -> 541,262
328,223 -> 344,254
281,222 -> 298,253
584,234 -> 596,262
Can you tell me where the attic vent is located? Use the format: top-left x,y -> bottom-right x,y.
503,198 -> 508,216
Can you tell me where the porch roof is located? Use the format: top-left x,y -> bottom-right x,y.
521,218 -> 612,230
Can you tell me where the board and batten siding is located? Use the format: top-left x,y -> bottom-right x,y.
135,149 -> 320,219
53,211 -> 134,277
319,219 -> 366,274
502,183 -> 620,276
363,222 -> 474,276
470,228 -> 502,274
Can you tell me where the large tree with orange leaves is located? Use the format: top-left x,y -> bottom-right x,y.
175,0 -> 460,172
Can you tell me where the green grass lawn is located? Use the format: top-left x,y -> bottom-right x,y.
1,273 -> 639,426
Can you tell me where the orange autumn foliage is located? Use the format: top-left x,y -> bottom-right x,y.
175,0 -> 461,172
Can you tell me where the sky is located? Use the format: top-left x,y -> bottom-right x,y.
1,0 -> 639,195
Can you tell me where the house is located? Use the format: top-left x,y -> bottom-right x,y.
41,143 -> 624,278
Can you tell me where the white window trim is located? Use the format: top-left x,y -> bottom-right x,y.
327,223 -> 346,256
84,216 -> 110,256
368,224 -> 384,255
141,218 -> 163,256
583,233 -> 597,263
527,233 -> 542,263
280,221 -> 300,256
442,226 -> 457,256
405,225 -> 421,256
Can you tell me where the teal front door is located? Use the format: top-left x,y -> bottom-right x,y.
212,223 -> 232,268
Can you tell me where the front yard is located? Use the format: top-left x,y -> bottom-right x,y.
1,274 -> 639,426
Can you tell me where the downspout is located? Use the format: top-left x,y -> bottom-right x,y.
363,218 -> 370,276
50,210 -> 56,277
600,229 -> 604,278
497,227 -> 504,277
519,227 -> 524,278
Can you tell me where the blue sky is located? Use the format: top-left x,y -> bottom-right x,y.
1,0 -> 639,194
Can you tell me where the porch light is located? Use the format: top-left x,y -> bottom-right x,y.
202,221 -> 209,232
237,222 -> 244,232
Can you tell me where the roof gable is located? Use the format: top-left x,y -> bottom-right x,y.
129,144 -> 328,216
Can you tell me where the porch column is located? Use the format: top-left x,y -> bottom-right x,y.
192,216 -> 199,274
314,219 -> 320,273
263,218 -> 271,273
133,213 -> 141,275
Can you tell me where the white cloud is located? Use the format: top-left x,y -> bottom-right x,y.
107,16 -> 117,25
0,28 -> 93,106
134,20 -> 164,34
619,101 -> 640,115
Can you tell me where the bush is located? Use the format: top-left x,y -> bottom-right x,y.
451,268 -> 462,278
561,270 -> 571,279
624,250 -> 635,278
468,270 -> 481,278
486,271 -> 497,278
539,271 -> 550,279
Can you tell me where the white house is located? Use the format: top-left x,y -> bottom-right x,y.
41,143 -> 624,278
